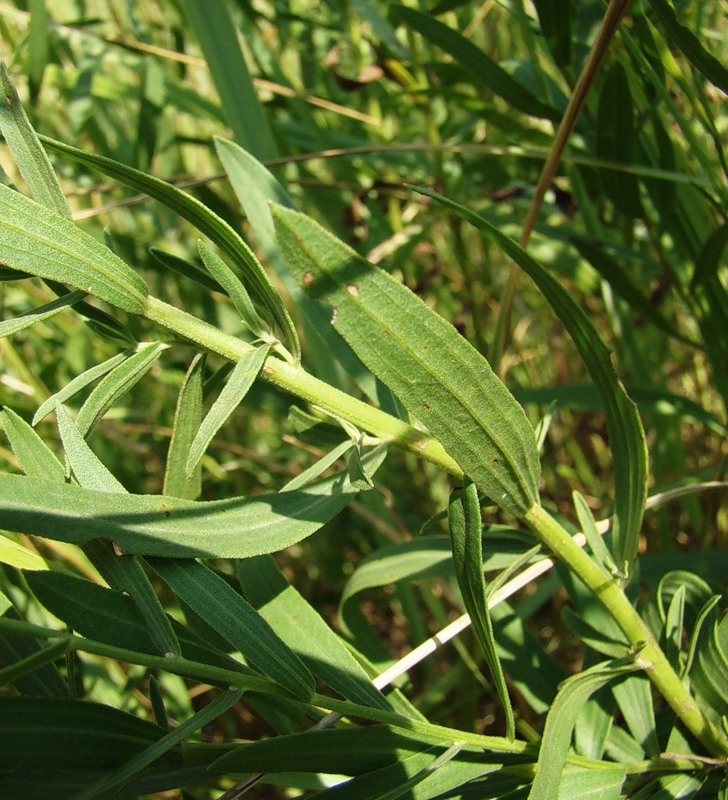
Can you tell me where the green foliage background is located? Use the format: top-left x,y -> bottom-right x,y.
0,1 -> 726,798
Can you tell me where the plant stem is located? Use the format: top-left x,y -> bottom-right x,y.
142,296 -> 464,479
525,504 -> 728,758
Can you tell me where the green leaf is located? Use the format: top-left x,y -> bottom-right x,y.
448,480 -> 515,739
211,725 -> 435,775
0,467 -> 361,558
197,240 -> 268,338
646,0 -> 728,93
75,341 -> 168,437
0,696 -> 165,771
0,288 -> 86,339
556,768 -> 626,800
0,63 -> 69,218
236,554 -> 393,710
56,405 -> 125,492
271,204 -> 540,519
532,0 -> 572,69
32,352 -> 128,425
146,558 -> 314,700
0,638 -> 70,692
691,602 -> 728,725
1,405 -> 65,480
149,246 -> 224,293
611,673 -> 660,758
596,63 -> 644,219
164,353 -> 205,500
24,570 -> 246,673
0,533 -> 47,571
529,657 -> 640,800
39,134 -> 299,357
573,490 -> 616,576
0,183 -> 148,313
186,343 -> 271,478
181,0 -> 276,160
71,688 -> 242,800
390,6 -> 560,122
418,188 -> 648,576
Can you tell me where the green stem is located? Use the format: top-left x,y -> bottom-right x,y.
525,504 -> 728,758
142,295 -> 464,478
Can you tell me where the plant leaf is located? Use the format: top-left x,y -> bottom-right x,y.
39,134 -> 299,357
75,341 -> 167,437
32,352 -> 128,425
0,63 -> 70,218
0,288 -> 86,339
146,558 -> 314,700
197,240 -> 267,338
646,0 -> 728,93
390,6 -> 560,122
236,554 -> 393,710
448,480 -> 515,739
529,657 -> 640,800
271,204 -> 540,519
417,188 -> 648,575
0,183 -> 148,313
71,688 -> 242,800
186,343 -> 271,478
0,468 -> 360,558
1,405 -> 65,480
164,353 -> 205,500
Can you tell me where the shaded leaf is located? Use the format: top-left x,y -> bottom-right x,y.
146,558 -> 314,700
449,480 -> 514,738
0,289 -> 86,339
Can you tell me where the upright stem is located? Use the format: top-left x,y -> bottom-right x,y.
525,504 -> 728,758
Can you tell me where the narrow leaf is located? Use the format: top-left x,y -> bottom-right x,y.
149,246 -> 223,293
573,490 -> 615,575
39,134 -> 298,357
71,689 -> 242,800
56,405 -> 126,492
272,204 -> 540,519
75,342 -> 167,437
390,6 -> 560,121
0,184 -> 148,313
449,480 -> 515,739
237,554 -> 393,710
164,353 -> 205,499
0,467 -> 361,559
1,405 -> 65,480
146,558 -> 314,700
185,343 -> 270,477
32,352 -> 128,425
0,534 -> 47,571
646,0 -> 728,92
529,658 -> 641,800
0,638 -> 70,691
0,288 -> 86,339
418,188 -> 648,575
197,240 -> 267,337
0,63 -> 69,218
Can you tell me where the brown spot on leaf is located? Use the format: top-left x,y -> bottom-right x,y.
346,284 -> 359,297
422,403 -> 431,411
303,271 -> 315,287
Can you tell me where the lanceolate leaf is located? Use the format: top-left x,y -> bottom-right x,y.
236,554 -> 393,710
39,134 -> 299,357
0,467 -> 361,559
1,406 -> 65,480
448,481 -> 515,739
0,288 -> 86,339
185,343 -> 271,478
418,188 -> 648,574
271,205 -> 540,519
0,184 -> 148,313
146,558 -> 314,700
529,658 -> 640,800
0,63 -> 70,219
75,342 -> 168,437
